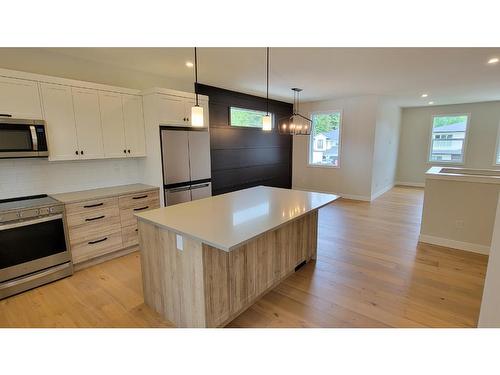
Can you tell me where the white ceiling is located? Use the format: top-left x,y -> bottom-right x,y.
40,48 -> 500,106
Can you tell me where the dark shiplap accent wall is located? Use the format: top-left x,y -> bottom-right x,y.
196,84 -> 293,196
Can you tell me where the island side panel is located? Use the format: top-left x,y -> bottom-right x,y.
138,220 -> 207,328
201,210 -> 319,327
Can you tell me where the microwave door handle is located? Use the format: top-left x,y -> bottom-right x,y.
30,126 -> 38,151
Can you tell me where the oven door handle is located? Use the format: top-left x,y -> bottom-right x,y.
0,214 -> 63,231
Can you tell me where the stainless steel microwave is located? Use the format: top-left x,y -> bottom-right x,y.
0,117 -> 49,158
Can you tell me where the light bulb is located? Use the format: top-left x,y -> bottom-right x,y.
191,105 -> 204,127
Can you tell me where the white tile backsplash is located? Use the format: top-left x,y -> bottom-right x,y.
0,158 -> 144,199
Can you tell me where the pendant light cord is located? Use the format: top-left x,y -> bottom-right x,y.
266,47 -> 269,116
194,47 -> 199,106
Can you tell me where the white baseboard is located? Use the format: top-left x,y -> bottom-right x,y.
418,234 -> 490,255
292,185 -> 371,202
395,181 -> 425,188
371,183 -> 394,201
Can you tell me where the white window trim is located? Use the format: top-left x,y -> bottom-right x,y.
426,112 -> 471,166
494,121 -> 500,166
308,109 -> 343,169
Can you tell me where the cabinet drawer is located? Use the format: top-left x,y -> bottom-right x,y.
68,214 -> 122,244
66,197 -> 118,216
71,230 -> 123,264
118,190 -> 159,209
120,198 -> 160,227
122,223 -> 139,248
66,205 -> 120,229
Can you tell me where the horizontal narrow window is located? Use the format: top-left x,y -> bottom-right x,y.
229,107 -> 273,129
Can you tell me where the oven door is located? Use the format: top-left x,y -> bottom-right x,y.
0,214 -> 70,283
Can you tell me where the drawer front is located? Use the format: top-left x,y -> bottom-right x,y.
66,205 -> 120,229
71,230 -> 123,264
118,190 -> 159,209
68,214 -> 122,244
120,198 -> 160,227
66,197 -> 118,216
122,223 -> 139,248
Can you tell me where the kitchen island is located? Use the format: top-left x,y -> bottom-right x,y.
135,186 -> 339,327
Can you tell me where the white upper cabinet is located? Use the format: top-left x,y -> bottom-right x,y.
99,91 -> 127,158
156,94 -> 210,128
0,76 -> 42,119
72,87 -> 104,159
157,95 -> 187,125
40,83 -> 79,161
122,94 -> 146,157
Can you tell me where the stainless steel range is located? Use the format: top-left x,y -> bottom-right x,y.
0,194 -> 73,299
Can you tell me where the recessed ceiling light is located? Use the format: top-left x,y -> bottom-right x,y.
428,101 -> 434,105
421,93 -> 428,98
185,61 -> 194,68
488,58 -> 499,64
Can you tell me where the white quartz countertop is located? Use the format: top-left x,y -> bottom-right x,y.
426,166 -> 500,185
50,184 -> 158,203
135,186 -> 339,251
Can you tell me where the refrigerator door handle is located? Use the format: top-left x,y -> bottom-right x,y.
168,186 -> 191,193
190,183 -> 210,190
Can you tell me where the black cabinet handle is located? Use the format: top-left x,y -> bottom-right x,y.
75,150 -> 79,155
132,195 -> 148,200
85,215 -> 105,222
88,237 -> 107,245
81,150 -> 84,155
0,114 -> 12,117
127,149 -> 130,153
133,206 -> 149,211
135,229 -> 138,232
83,202 -> 103,208
123,149 -> 127,154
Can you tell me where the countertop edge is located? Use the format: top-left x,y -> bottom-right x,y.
136,195 -> 340,252
50,184 -> 159,204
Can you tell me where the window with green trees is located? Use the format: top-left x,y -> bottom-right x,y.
429,114 -> 469,163
309,111 -> 342,167
229,107 -> 272,128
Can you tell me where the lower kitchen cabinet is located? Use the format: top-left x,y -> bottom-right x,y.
52,185 -> 160,268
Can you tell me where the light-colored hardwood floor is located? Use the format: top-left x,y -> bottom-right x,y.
0,187 -> 488,327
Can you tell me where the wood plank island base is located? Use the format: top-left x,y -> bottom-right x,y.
136,186 -> 339,327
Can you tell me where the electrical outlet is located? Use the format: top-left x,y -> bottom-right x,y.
176,234 -> 184,251
455,219 -> 464,229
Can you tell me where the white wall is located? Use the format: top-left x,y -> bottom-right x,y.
479,196 -> 500,327
292,96 -> 378,200
0,48 -> 190,92
0,158 -> 142,200
371,99 -> 401,197
396,101 -> 500,185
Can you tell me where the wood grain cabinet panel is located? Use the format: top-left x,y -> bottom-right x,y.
66,197 -> 118,216
138,209 -> 319,327
71,230 -> 123,264
64,188 -> 160,267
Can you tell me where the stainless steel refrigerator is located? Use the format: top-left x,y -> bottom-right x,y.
161,127 -> 212,206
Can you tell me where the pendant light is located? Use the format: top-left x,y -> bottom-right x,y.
279,88 -> 312,135
262,47 -> 272,131
191,47 -> 204,127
